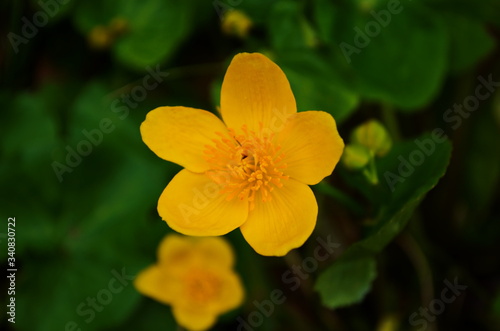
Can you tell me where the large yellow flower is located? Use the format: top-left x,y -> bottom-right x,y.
134,234 -> 244,331
140,52 -> 344,256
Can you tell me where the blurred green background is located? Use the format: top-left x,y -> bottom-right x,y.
1,0 -> 500,330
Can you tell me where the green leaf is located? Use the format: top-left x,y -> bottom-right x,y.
0,86 -> 65,257
73,0 -> 200,69
268,0 -> 317,50
16,257 -> 140,331
376,134 -> 452,220
314,0 -> 449,109
315,257 -> 377,308
118,299 -> 177,330
62,150 -> 170,265
228,0 -> 276,25
2,90 -> 58,176
316,134 -> 452,308
277,51 -> 359,123
14,156 -> 170,330
464,106 -> 500,212
444,14 -> 495,74
422,0 -> 500,26
57,81 -> 177,262
114,0 -> 198,69
8,80 -> 177,330
312,0 -> 337,44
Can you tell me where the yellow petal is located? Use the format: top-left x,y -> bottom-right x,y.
174,266 -> 243,318
240,179 -> 318,256
134,265 -> 180,305
158,236 -> 235,270
140,106 -> 231,173
158,169 -> 249,236
212,270 -> 245,313
195,237 -> 235,269
157,234 -> 195,274
276,111 -> 344,185
172,306 -> 217,331
220,53 -> 296,133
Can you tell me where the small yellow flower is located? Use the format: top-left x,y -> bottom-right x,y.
88,25 -> 113,49
88,17 -> 128,50
140,53 -> 344,256
221,10 -> 253,38
134,234 -> 244,331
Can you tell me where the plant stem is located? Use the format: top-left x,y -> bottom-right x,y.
362,155 -> 379,185
396,232 -> 433,308
316,182 -> 364,216
381,103 -> 401,141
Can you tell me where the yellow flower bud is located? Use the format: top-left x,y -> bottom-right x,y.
88,17 -> 128,50
222,10 -> 253,38
88,25 -> 113,49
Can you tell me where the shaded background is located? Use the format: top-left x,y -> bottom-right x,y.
1,0 -> 500,330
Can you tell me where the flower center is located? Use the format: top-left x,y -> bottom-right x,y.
204,125 -> 288,210
183,269 -> 221,304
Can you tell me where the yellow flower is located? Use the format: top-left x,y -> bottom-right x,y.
140,52 -> 344,256
88,17 -> 128,50
134,234 -> 244,331
221,10 -> 253,38
88,25 -> 113,49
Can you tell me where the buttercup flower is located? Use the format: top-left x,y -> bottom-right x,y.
140,52 -> 344,256
134,234 -> 244,331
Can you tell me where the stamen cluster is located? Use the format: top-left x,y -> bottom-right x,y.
204,125 -> 288,210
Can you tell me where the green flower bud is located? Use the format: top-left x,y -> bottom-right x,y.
342,144 -> 372,170
350,120 -> 392,157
